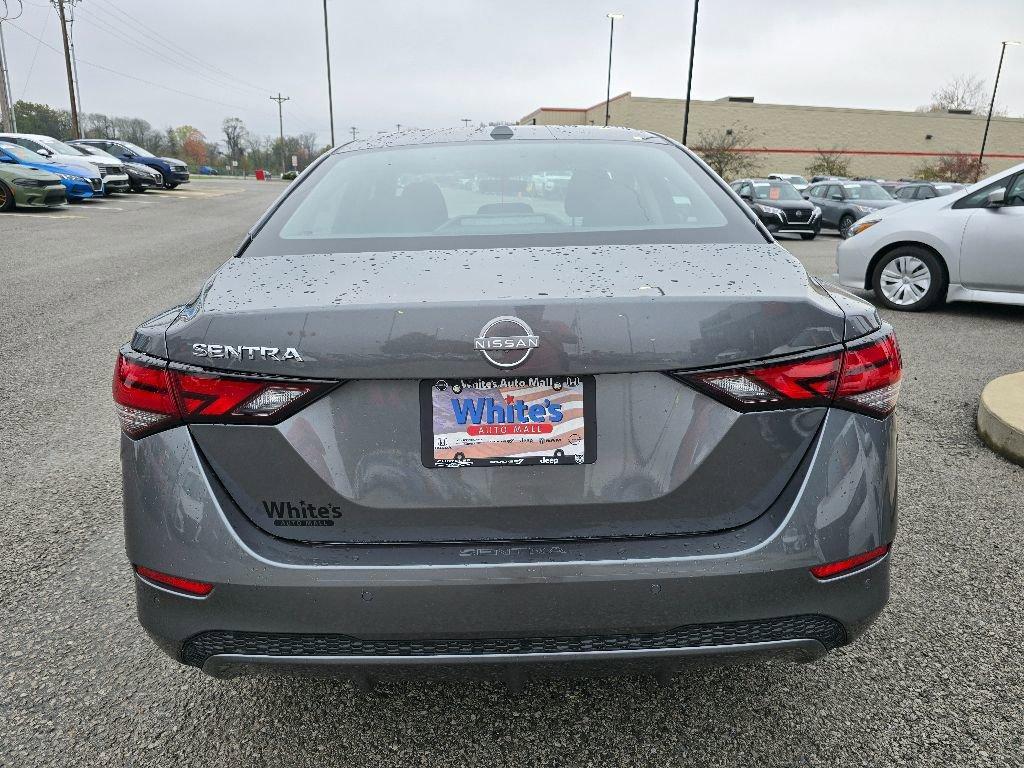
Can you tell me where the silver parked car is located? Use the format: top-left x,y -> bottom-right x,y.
115,125 -> 901,682
837,161 -> 1024,310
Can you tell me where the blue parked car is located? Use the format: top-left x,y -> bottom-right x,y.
198,165 -> 218,175
0,141 -> 102,201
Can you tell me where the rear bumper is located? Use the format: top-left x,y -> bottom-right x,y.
123,407 -> 897,679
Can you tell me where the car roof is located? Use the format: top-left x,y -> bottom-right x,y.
331,124 -> 670,154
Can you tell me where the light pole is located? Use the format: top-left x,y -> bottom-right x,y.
461,118 -> 472,127
978,40 -> 1021,181
604,13 -> 623,126
322,0 -> 336,146
681,0 -> 699,145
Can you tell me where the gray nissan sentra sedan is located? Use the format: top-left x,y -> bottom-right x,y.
115,125 -> 901,682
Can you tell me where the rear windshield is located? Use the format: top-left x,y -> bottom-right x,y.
246,140 -> 765,254
752,181 -> 803,201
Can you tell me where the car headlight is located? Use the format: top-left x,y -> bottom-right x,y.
812,206 -> 822,217
852,204 -> 875,214
848,217 -> 881,237
756,204 -> 784,217
12,178 -> 49,188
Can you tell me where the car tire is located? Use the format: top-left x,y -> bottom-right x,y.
163,183 -> 179,190
838,214 -> 856,239
871,246 -> 945,312
800,231 -> 817,241
0,180 -> 14,212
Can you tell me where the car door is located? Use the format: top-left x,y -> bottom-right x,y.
806,185 -> 827,222
959,172 -> 1024,292
819,184 -> 844,226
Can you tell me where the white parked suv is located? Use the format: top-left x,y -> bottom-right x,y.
0,132 -> 131,194
836,161 -> 1024,311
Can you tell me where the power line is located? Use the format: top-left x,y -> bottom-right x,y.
90,0 -> 271,97
7,19 -> 259,112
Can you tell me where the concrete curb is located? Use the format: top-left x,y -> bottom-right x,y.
977,372 -> 1024,468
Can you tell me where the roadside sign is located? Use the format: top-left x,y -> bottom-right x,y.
291,155 -> 298,168
231,160 -> 239,167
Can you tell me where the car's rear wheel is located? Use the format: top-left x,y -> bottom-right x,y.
0,181 -> 14,212
838,214 -> 856,239
871,246 -> 945,311
163,182 -> 179,190
800,230 -> 817,241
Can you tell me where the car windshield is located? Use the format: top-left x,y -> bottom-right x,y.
120,141 -> 155,157
74,144 -> 118,160
841,182 -> 892,200
0,142 -> 53,164
752,181 -> 803,201
250,139 -> 765,254
39,137 -> 87,155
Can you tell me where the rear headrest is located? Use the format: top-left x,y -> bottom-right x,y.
564,170 -> 648,227
396,181 -> 448,231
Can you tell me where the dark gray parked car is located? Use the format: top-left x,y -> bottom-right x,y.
115,125 -> 901,683
805,180 -> 901,237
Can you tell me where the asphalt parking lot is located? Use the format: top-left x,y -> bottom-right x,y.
2,181 -> 1023,767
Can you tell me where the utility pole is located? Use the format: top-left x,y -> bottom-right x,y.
270,92 -> 290,176
321,0 -> 335,146
604,13 -> 623,126
349,126 -> 357,141
0,19 -> 15,132
681,0 -> 699,145
461,118 -> 471,127
978,40 -> 1021,182
67,1 -> 83,127
55,0 -> 80,137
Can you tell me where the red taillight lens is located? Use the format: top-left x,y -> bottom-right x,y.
810,544 -> 890,579
113,351 -> 331,438
134,564 -> 213,596
113,354 -> 180,438
687,351 -> 842,410
678,329 -> 901,418
835,333 -> 902,416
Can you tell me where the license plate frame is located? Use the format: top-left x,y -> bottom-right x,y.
420,376 -> 596,468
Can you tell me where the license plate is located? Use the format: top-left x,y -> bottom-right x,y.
420,376 -> 595,468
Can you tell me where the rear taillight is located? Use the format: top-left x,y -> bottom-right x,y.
113,354 -> 179,438
677,329 -> 901,418
833,333 -> 902,417
113,351 -> 332,438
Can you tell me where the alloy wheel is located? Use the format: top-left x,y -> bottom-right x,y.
879,255 -> 932,306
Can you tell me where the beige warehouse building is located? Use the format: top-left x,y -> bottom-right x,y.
521,92 -> 1024,179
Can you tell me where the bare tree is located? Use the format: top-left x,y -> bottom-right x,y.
806,148 -> 851,178
692,126 -> 761,180
222,117 -> 247,161
921,74 -> 994,114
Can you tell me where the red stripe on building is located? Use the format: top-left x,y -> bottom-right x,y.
730,147 -> 1024,159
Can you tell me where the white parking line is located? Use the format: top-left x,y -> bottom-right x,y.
3,211 -> 85,219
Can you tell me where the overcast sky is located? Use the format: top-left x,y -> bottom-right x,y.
3,0 -> 1023,147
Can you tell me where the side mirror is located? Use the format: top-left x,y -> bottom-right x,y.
802,194 -> 810,200
36,147 -> 53,157
740,192 -> 752,201
986,188 -> 1006,207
